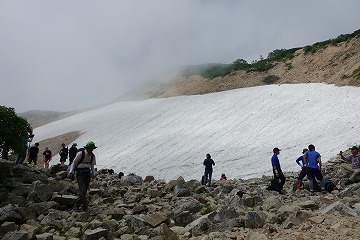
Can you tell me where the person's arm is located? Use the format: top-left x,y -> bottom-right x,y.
203,160 -> 206,166
67,152 -> 81,176
272,157 -> 279,176
91,155 -> 97,177
295,157 -> 302,167
212,160 -> 215,166
317,157 -> 322,170
303,153 -> 308,167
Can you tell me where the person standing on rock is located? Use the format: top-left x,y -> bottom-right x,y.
339,146 -> 360,184
271,147 -> 286,191
67,141 -> 97,212
304,144 -> 326,194
68,143 -> 78,166
27,142 -> 39,165
203,153 -> 215,186
59,143 -> 68,165
42,147 -> 52,169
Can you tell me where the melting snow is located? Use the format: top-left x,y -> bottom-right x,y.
34,83 -> 360,181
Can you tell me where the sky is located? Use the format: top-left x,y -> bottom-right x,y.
0,0 -> 359,113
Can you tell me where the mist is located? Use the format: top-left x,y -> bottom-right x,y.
0,0 -> 359,112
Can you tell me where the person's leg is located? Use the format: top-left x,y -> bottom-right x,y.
306,168 -> 315,192
298,168 -> 307,181
208,170 -> 213,186
204,169 -> 209,184
279,172 -> 286,189
82,174 -> 91,211
75,173 -> 87,209
314,169 -> 325,191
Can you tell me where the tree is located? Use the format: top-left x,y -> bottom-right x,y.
0,106 -> 32,159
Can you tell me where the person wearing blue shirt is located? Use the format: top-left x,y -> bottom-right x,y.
295,148 -> 308,180
271,147 -> 285,191
304,144 -> 326,194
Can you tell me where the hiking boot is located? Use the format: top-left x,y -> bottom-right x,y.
322,190 -> 327,194
309,191 -> 315,196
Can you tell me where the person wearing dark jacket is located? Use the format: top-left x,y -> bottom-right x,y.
59,143 -> 68,165
27,142 -> 39,165
203,153 -> 215,186
68,143 -> 78,166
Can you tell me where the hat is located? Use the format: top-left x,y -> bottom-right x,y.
349,146 -> 359,151
72,143 -> 77,146
273,147 -> 281,152
84,141 -> 97,149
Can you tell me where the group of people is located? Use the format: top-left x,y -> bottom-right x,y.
271,144 -> 360,194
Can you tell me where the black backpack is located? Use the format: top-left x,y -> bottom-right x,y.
74,149 -> 94,171
267,178 -> 282,193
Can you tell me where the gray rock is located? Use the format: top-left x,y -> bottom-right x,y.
149,223 -> 178,240
174,211 -> 193,227
261,196 -> 283,211
83,228 -> 108,240
0,222 -> 18,239
6,195 -> 26,206
224,189 -> 244,209
0,206 -> 23,225
142,212 -> 168,227
27,181 -> 53,203
11,184 -> 31,197
22,171 -> 47,184
190,218 -> 212,237
174,198 -> 202,214
122,175 -> 143,186
36,233 -> 53,240
51,194 -> 77,206
243,194 -> 262,208
49,164 -> 68,175
173,186 -> 191,197
15,208 -> 36,222
1,230 -> 28,240
244,211 -> 265,228
213,206 -> 238,222
321,201 -> 358,217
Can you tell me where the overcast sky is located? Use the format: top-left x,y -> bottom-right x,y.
1,0 -> 359,113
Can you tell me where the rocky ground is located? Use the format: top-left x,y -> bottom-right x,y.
1,155 -> 360,240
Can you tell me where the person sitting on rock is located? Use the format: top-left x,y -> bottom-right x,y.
339,146 -> 360,184
220,173 -> 227,180
295,148 -> 308,181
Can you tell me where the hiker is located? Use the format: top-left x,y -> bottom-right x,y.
203,153 -> 215,186
271,147 -> 286,191
220,173 -> 227,180
304,144 -> 326,194
42,147 -> 52,168
59,143 -> 68,165
16,133 -> 33,165
68,143 -> 78,166
295,148 -> 308,180
339,146 -> 360,184
67,141 -> 97,212
27,142 -> 39,165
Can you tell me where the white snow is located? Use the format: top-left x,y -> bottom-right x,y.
34,83 -> 360,181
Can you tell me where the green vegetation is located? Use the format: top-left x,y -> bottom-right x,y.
0,106 -> 32,159
183,29 -> 360,79
352,66 -> 360,79
201,204 -> 213,215
304,29 -> 360,54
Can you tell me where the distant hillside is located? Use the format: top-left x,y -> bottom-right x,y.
121,29 -> 360,99
19,110 -> 74,129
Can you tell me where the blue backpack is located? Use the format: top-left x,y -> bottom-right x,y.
324,178 -> 335,193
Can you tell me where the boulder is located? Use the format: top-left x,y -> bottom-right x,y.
173,186 -> 191,197
144,176 -> 155,183
0,206 -> 23,225
83,228 -> 108,240
132,204 -> 148,214
321,201 -> 358,217
51,194 -> 77,206
142,212 -> 168,227
22,171 -> 48,184
35,233 -> 53,240
122,175 -> 143,186
49,164 -> 68,175
11,184 -> 31,197
149,223 -> 178,240
27,181 -> 53,203
0,222 -> 18,239
244,211 -> 265,228
212,206 -> 238,222
174,198 -> 202,214
1,230 -> 28,240
174,211 -> 193,227
224,189 -> 244,209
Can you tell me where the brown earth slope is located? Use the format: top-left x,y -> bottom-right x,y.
127,36 -> 360,99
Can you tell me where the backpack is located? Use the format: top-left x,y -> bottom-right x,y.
324,178 -> 335,193
292,180 -> 304,191
201,175 -> 207,185
74,149 -> 94,172
267,178 -> 282,193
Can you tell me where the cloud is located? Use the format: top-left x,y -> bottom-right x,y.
0,0 -> 359,112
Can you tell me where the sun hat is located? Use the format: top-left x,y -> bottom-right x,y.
84,141 -> 97,149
